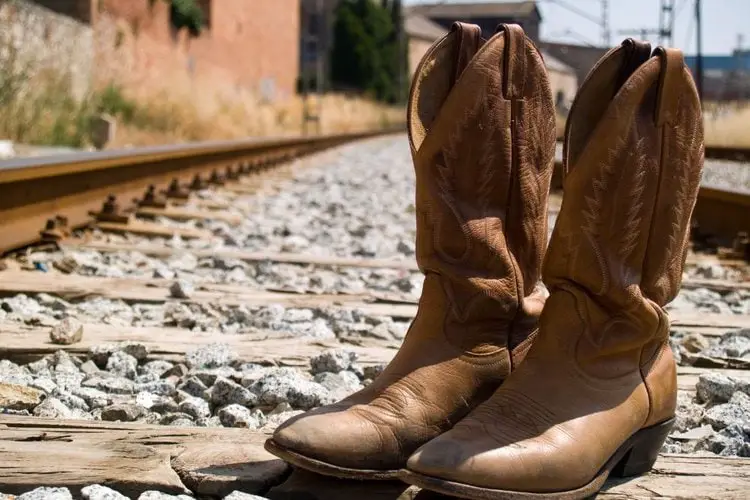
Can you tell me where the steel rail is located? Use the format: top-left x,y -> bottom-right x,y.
555,139 -> 750,163
0,128 -> 402,255
704,145 -> 750,163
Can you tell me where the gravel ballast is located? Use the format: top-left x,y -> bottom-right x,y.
1,134 -> 749,500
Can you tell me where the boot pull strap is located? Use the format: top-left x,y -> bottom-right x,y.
653,47 -> 684,126
496,24 -> 527,99
451,22 -> 483,85
616,38 -> 652,90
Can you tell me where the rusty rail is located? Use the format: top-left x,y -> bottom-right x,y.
0,129 -> 401,255
704,145 -> 750,163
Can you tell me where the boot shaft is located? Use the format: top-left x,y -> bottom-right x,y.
407,23 -> 556,324
545,41 -> 704,319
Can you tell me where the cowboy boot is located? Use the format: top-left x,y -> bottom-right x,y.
264,22 -> 556,479
401,40 -> 704,499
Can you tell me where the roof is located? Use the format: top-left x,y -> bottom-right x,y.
684,54 -> 750,72
540,50 -> 575,75
405,14 -> 449,41
407,1 -> 539,19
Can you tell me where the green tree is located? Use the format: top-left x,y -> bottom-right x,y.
330,0 -> 399,103
388,0 -> 408,103
170,0 -> 204,37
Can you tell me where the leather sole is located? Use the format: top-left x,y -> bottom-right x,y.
398,417 -> 674,500
264,438 -> 401,481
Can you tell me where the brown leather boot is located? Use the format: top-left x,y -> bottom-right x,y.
401,40 -> 704,499
264,22 -> 556,480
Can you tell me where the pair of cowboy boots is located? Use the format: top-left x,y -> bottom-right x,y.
265,22 -> 704,500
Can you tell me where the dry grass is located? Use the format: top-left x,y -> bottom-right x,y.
555,101 -> 750,149
107,91 -> 404,149
702,101 -> 750,148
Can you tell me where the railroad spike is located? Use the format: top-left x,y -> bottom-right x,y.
163,179 -> 190,200
189,174 -> 206,191
102,194 -> 119,214
137,184 -> 167,208
91,194 -> 131,224
40,218 -> 65,242
225,165 -> 240,180
733,231 -> 750,262
54,215 -> 71,237
208,169 -> 225,186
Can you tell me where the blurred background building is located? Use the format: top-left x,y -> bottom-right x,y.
3,0 -> 750,147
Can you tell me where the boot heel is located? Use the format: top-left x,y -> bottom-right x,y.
611,418 -> 674,478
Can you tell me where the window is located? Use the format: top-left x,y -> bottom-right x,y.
308,12 -> 320,34
197,0 -> 212,29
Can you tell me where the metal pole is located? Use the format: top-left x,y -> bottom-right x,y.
315,0 -> 324,133
695,0 -> 703,102
601,0 -> 610,46
396,1 -> 406,102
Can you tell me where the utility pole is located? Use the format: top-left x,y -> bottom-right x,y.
618,0 -> 674,46
302,0 -> 324,135
601,0 -> 610,47
695,0 -> 703,102
392,0 -> 406,103
657,0 -> 675,45
543,0 -> 609,46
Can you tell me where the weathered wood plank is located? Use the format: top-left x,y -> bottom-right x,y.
58,238 -> 749,276
61,239 -> 421,271
670,325 -> 735,338
171,441 -> 290,497
0,271 -> 418,319
267,454 -> 750,500
1,271 -> 749,329
0,415 -> 287,497
96,220 -> 212,240
169,198 -> 232,210
136,206 -> 242,224
1,322 -> 746,392
1,416 -> 747,500
681,278 -> 750,292
667,311 -> 750,329
598,454 -> 750,499
0,322 -> 398,367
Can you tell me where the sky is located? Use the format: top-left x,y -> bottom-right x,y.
404,0 -> 750,55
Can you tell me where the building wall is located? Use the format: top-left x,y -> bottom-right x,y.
299,0 -> 339,90
547,69 -> 578,115
408,37 -> 434,80
538,42 -> 607,85
428,16 -> 540,42
28,0 -> 91,23
92,0 -> 299,101
0,0 -> 93,99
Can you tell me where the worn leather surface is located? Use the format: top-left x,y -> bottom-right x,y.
406,40 -> 705,492
269,23 -> 556,472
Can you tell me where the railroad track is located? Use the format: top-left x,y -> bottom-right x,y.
0,129 -> 402,254
1,134 -> 748,258
0,133 -> 749,499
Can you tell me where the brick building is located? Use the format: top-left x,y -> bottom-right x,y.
31,0 -> 300,100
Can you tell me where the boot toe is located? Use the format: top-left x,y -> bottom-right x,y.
406,431 -> 496,485
271,406 -> 402,471
406,425 -> 570,492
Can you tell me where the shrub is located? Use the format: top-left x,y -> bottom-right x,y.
169,0 -> 205,37
330,0 -> 404,103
